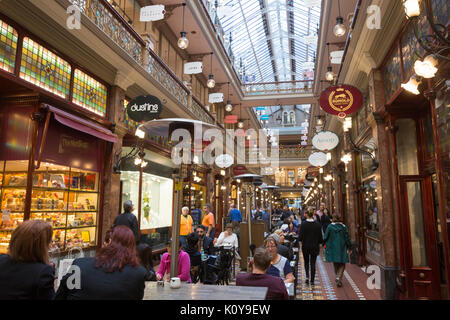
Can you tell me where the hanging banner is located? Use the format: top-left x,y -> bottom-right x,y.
140,5 -> 165,22
127,95 -> 163,122
308,152 -> 329,167
319,85 -> 363,118
184,62 -> 203,75
312,131 -> 340,151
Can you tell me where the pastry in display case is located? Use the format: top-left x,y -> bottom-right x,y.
0,161 -> 100,252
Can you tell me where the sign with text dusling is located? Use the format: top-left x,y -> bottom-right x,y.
127,95 -> 163,122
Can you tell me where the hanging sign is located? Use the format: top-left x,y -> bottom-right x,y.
225,115 -> 238,124
261,115 -> 270,121
215,154 -> 234,168
217,5 -> 233,18
209,93 -> 224,104
184,62 -> 203,75
319,85 -> 363,118
304,0 -> 321,7
256,107 -> 266,111
330,50 -> 345,64
308,152 -> 329,167
303,35 -> 318,46
140,5 -> 165,22
301,61 -> 315,69
312,131 -> 340,151
233,165 -> 248,176
127,95 -> 163,122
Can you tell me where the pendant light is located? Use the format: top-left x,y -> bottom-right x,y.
414,55 -> 438,78
225,82 -> 233,112
325,43 -> 335,81
402,0 -> 421,18
207,52 -> 215,88
401,75 -> 421,95
237,104 -> 244,129
333,0 -> 346,37
177,3 -> 189,50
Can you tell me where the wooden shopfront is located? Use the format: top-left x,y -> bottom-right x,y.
379,4 -> 449,299
0,15 -> 117,256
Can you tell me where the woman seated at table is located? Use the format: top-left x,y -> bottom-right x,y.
214,223 -> 238,249
286,220 -> 298,236
271,231 -> 292,261
56,225 -> 147,300
156,240 -> 191,283
264,236 -> 295,284
137,242 -> 156,281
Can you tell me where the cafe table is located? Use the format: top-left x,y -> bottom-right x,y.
143,282 -> 268,300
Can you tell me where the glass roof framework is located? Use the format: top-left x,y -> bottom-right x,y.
218,0 -> 321,84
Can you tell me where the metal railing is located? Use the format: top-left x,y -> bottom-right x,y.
68,0 -> 215,125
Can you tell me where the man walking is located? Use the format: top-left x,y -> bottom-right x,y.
113,200 -> 139,243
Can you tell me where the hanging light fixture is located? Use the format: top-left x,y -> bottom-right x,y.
414,55 -> 438,78
402,0 -> 421,18
177,3 -> 189,50
401,75 -> 421,95
225,82 -> 233,112
333,0 -> 346,37
207,52 -> 215,88
237,104 -> 244,129
325,43 -> 335,81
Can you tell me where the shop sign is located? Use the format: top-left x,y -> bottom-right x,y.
301,61 -> 315,69
140,5 -> 165,22
304,0 -> 321,7
233,165 -> 248,176
312,131 -> 340,151
330,50 -> 344,64
225,115 -> 238,124
303,35 -> 317,46
127,95 -> 163,122
306,166 -> 320,178
209,93 -> 224,104
184,62 -> 203,75
308,152 -> 328,167
261,115 -> 270,121
215,154 -> 234,168
319,85 -> 363,118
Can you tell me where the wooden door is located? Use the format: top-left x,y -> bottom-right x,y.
399,176 -> 441,299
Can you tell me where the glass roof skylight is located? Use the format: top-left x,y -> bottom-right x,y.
217,0 -> 321,84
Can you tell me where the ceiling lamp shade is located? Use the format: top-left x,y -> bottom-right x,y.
401,75 -> 421,95
414,55 -> 438,78
225,102 -> 233,112
402,0 -> 421,18
177,4 -> 189,50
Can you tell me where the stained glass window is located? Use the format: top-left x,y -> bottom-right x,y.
401,22 -> 426,79
123,98 -> 139,130
72,69 -> 107,117
20,37 -> 71,98
383,47 -> 402,102
431,0 -> 449,29
0,20 -> 18,74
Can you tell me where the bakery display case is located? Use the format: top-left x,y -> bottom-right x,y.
0,160 -> 100,253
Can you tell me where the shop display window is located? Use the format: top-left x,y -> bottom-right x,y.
0,160 -> 100,254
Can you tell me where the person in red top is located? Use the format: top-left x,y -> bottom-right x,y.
236,248 -> 289,300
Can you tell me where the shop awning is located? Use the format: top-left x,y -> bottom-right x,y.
43,104 -> 118,143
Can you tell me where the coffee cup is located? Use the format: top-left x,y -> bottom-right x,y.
170,277 -> 181,289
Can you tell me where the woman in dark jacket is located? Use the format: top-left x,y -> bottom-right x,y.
320,208 -> 332,234
298,208 -> 323,285
56,225 -> 147,300
323,214 -> 352,287
137,242 -> 156,281
0,220 -> 55,300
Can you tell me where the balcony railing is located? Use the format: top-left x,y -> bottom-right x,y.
68,0 -> 215,125
243,80 -> 314,96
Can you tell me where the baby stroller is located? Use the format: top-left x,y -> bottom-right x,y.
212,246 -> 235,285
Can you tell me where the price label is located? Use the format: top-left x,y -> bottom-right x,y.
2,209 -> 10,222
